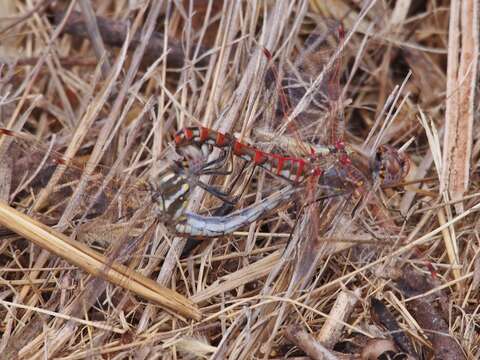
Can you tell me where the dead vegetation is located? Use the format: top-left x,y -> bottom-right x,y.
0,0 -> 478,359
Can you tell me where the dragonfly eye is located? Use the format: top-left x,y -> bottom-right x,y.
371,145 -> 410,186
171,160 -> 185,172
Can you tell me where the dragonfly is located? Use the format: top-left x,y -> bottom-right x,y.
171,21 -> 411,249
174,126 -> 409,189
172,125 -> 409,256
174,126 -> 321,184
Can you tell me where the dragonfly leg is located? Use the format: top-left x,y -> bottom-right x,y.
202,157 -> 259,205
193,149 -> 243,203
193,179 -> 237,205
200,148 -> 234,176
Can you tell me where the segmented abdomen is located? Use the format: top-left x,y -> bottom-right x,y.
174,185 -> 297,238
174,127 -> 315,183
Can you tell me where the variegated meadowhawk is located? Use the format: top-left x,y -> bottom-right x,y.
171,21 -> 411,252
171,125 -> 409,249
174,126 -> 409,189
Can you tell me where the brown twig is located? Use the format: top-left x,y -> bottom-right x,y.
317,288 -> 360,348
285,325 -> 349,360
443,0 -> 478,212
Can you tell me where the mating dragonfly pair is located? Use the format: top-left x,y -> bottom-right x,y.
1,23 -> 410,241
153,125 -> 409,238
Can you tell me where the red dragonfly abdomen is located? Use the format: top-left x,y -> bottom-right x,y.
175,126 -> 234,149
174,127 -> 315,183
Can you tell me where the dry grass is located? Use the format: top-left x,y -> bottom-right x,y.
0,0 -> 479,359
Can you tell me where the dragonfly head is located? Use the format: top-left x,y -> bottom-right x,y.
370,145 -> 410,186
149,161 -> 191,222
